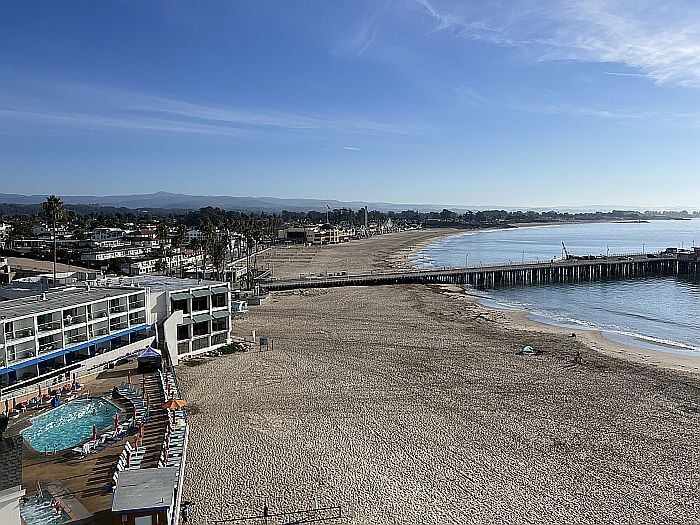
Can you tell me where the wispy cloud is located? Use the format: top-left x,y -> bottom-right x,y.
604,71 -> 649,78
414,0 -> 700,88
342,146 -> 361,151
507,99 -> 700,126
454,85 -> 488,106
0,79 -> 420,138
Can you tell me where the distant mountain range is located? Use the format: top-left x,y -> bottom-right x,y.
0,192 -> 692,214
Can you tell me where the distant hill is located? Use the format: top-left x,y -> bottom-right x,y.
0,192 -> 691,214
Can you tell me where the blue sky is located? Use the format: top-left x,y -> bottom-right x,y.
1,0 -> 699,208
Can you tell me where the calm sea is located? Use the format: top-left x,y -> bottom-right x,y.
412,220 -> 700,355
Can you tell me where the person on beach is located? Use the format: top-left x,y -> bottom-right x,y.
574,351 -> 583,365
182,502 -> 190,523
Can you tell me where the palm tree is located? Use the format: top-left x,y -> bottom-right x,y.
174,224 -> 188,277
197,217 -> 216,279
188,238 -> 202,279
156,221 -> 170,274
210,238 -> 228,281
42,195 -> 66,286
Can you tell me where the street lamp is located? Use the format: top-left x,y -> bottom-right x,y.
642,243 -> 645,254
465,254 -> 469,267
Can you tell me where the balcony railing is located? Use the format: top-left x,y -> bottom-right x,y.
8,349 -> 36,362
91,327 -> 109,337
192,336 -> 210,352
66,333 -> 88,344
129,316 -> 147,326
129,300 -> 145,310
177,341 -> 190,354
6,327 -> 35,340
110,304 -> 127,314
37,320 -> 62,332
211,332 -> 227,346
39,341 -> 62,354
89,310 -> 109,321
110,321 -> 128,331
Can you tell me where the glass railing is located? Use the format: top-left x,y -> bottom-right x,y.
63,315 -> 86,326
92,327 -> 109,337
66,333 -> 88,344
129,300 -> 145,310
110,321 -> 128,331
177,341 -> 190,354
37,320 -> 62,332
192,336 -> 210,352
39,341 -> 62,354
89,310 -> 109,320
211,332 -> 227,345
129,316 -> 147,326
6,327 -> 35,340
110,304 -> 128,314
8,349 -> 36,362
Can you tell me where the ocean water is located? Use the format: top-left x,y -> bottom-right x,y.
412,220 -> 700,355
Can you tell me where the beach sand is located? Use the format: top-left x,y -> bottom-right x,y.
179,229 -> 700,524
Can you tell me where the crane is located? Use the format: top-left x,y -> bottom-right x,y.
562,242 -> 572,260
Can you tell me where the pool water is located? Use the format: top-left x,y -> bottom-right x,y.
20,491 -> 70,525
21,398 -> 120,452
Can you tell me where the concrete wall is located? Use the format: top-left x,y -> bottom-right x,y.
0,486 -> 25,525
163,311 -> 183,366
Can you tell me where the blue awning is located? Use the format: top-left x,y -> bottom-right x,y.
0,323 -> 152,376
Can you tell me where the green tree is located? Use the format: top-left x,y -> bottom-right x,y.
42,195 -> 67,285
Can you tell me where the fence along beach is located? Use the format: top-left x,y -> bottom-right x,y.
179,228 -> 700,524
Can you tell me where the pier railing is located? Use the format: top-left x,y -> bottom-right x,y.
260,252 -> 698,292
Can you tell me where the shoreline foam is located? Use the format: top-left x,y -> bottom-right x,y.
411,228 -> 700,375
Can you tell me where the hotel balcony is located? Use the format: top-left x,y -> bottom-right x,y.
38,340 -> 63,355
64,314 -> 87,326
37,319 -> 62,333
5,327 -> 35,341
89,309 -> 109,321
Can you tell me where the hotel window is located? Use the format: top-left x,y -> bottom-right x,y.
171,299 -> 189,314
212,317 -> 227,332
193,321 -> 209,337
177,325 -> 190,341
192,296 -> 209,312
211,293 -> 227,308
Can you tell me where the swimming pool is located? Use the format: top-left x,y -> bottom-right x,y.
21,398 -> 120,452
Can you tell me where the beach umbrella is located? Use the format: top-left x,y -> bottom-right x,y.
92,424 -> 97,441
114,414 -> 119,430
161,399 -> 187,410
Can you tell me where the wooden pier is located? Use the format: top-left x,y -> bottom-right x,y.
260,253 -> 700,292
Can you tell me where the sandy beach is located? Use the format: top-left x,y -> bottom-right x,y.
179,229 -> 700,524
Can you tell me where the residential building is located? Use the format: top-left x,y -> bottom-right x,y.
278,224 -> 341,245
92,227 -> 126,241
80,247 -> 147,262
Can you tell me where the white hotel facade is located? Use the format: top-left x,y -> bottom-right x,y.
0,276 -> 240,402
